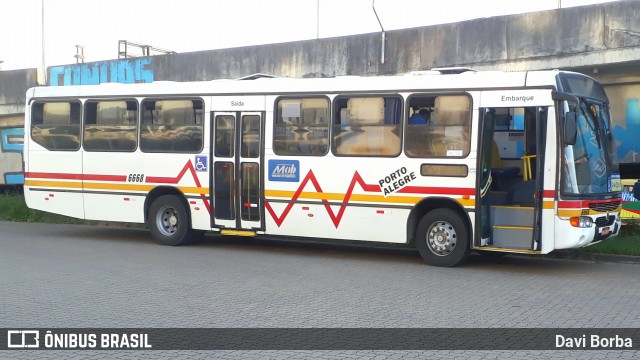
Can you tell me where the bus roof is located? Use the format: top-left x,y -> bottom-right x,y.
28,70 -> 581,99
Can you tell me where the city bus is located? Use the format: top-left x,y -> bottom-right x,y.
23,69 -> 623,267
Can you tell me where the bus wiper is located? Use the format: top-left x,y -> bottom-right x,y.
580,102 -> 603,149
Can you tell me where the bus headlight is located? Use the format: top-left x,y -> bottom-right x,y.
570,216 -> 593,228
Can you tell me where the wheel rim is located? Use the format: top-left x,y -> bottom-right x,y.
426,220 -> 457,256
156,205 -> 179,237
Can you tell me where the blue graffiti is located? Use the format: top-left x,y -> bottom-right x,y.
48,58 -> 154,86
613,98 -> 640,161
1,127 -> 25,184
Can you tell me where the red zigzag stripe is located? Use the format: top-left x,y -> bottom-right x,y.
264,170 -> 374,228
146,161 -> 211,214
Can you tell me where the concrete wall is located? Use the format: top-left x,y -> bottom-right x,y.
147,0 -> 640,80
0,69 -> 38,123
45,1 -> 640,83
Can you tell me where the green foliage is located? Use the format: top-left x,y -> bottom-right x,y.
577,220 -> 640,256
0,192 -> 87,224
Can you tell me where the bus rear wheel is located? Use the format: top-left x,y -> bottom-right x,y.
416,209 -> 470,267
148,195 -> 194,246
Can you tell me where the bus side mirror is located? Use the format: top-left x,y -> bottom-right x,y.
634,181 -> 640,200
564,112 -> 577,145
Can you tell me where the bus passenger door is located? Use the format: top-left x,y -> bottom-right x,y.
476,105 -> 547,252
211,111 -> 264,231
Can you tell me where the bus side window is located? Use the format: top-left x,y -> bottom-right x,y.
83,100 -> 138,152
274,97 -> 330,156
332,95 -> 402,157
31,101 -> 81,151
405,94 -> 470,158
140,98 -> 204,153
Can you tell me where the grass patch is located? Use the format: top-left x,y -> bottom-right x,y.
0,191 -> 88,224
576,220 -> 640,256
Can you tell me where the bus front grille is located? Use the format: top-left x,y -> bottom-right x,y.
588,200 -> 620,213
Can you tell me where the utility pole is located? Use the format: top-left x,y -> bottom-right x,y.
316,0 -> 320,39
41,0 -> 47,84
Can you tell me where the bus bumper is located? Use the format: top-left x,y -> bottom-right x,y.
554,213 -> 622,249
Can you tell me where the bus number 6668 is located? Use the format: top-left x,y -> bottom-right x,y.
128,174 -> 145,182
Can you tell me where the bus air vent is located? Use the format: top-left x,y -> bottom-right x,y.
588,200 -> 620,212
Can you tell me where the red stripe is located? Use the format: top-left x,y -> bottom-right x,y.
25,172 -> 125,182
558,198 -> 621,209
145,176 -> 177,184
398,186 -> 476,196
25,172 -> 82,180
543,190 -> 556,199
558,201 -> 586,209
83,174 -> 127,182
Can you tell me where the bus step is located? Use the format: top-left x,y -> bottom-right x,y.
220,229 -> 257,237
490,206 -> 534,227
491,226 -> 532,250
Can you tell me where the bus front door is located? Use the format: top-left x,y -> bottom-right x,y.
211,111 -> 264,233
476,106 -> 547,252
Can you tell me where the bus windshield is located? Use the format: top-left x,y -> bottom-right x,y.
561,98 -> 615,195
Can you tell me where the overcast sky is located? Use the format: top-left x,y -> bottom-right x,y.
0,0 -> 618,71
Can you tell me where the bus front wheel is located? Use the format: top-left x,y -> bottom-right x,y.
148,195 -> 194,246
416,209 -> 470,267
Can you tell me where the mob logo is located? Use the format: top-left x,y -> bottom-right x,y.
268,160 -> 300,182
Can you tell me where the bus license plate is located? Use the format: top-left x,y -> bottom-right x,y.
601,227 -> 610,236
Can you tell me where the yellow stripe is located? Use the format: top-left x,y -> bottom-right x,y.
491,205 -> 534,210
543,201 -> 555,209
25,179 -> 208,195
265,189 -> 475,207
473,247 -> 540,254
221,229 -> 256,237
558,209 -> 582,217
25,179 -> 83,189
492,225 -> 533,230
83,182 -> 154,192
492,201 -> 554,210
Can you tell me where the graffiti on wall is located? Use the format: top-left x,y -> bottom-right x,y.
48,58 -> 154,86
613,98 -> 640,219
613,98 -> 640,162
0,127 -> 24,185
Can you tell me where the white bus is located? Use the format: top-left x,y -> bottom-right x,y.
24,69 -> 623,267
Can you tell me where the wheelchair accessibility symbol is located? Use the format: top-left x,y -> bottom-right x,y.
194,156 -> 208,172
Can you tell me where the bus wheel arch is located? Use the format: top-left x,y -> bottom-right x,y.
145,187 -> 196,246
407,197 -> 472,267
144,186 -> 188,223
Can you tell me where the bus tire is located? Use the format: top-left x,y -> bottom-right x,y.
416,209 -> 470,267
148,195 -> 194,246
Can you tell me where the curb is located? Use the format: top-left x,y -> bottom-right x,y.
540,250 -> 640,265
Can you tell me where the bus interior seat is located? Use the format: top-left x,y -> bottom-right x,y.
490,140 -> 519,189
506,180 -> 536,206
